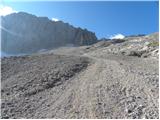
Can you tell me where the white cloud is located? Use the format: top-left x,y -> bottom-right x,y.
51,18 -> 59,22
110,34 -> 125,39
0,6 -> 17,16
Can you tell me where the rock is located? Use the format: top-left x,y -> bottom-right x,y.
151,49 -> 159,54
1,12 -> 97,54
2,116 -> 9,119
144,42 -> 150,46
92,41 -> 111,48
125,50 -> 144,57
110,39 -> 126,44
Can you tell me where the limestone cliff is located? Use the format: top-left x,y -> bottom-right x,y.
1,12 -> 97,54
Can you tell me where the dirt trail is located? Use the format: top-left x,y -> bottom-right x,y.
49,52 -> 158,119
1,48 -> 159,119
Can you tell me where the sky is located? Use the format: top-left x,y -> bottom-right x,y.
0,1 -> 159,39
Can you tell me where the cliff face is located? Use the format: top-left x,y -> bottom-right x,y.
1,12 -> 97,54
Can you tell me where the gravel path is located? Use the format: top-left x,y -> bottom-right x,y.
1,46 -> 159,119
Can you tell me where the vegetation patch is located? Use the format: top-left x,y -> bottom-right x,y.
147,41 -> 159,47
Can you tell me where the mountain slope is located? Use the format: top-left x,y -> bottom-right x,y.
1,12 -> 97,54
1,33 -> 159,119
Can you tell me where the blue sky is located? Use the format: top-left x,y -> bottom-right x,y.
1,1 -> 159,39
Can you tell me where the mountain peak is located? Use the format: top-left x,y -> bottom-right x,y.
1,12 -> 97,54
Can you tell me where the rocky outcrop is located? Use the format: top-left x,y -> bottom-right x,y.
1,12 -> 97,54
89,32 -> 159,59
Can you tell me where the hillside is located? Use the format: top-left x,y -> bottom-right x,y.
1,33 -> 159,119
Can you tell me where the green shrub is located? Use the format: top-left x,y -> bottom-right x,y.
147,41 -> 159,47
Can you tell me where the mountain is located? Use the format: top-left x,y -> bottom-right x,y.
1,12 -> 97,54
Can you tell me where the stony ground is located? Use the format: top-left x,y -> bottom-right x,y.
1,33 -> 159,119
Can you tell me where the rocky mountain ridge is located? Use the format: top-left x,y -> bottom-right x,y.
1,12 -> 97,54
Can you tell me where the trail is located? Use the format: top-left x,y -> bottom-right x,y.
35,51 -> 159,119
1,48 -> 159,119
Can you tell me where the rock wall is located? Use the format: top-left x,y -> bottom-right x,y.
1,12 -> 97,54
